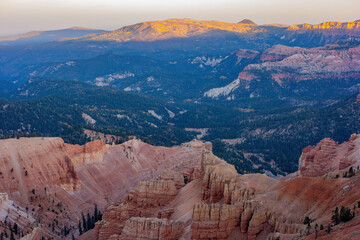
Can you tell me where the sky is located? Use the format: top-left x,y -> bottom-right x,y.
0,0 -> 359,36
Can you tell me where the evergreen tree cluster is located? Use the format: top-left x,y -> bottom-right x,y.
1,222 -> 22,240
331,206 -> 354,224
343,167 -> 356,178
78,205 -> 102,235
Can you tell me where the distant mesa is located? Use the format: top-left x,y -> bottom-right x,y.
238,19 -> 257,25
80,18 -> 263,42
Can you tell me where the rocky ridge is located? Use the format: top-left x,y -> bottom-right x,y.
0,137 -> 205,239
245,43 -> 360,85
90,133 -> 360,240
78,18 -> 264,42
1,134 -> 360,239
288,20 -> 360,36
299,133 -> 360,177
70,19 -> 360,44
204,41 -> 360,98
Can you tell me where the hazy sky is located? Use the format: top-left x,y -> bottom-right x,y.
0,0 -> 359,36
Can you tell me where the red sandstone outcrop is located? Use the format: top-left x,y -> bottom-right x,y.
192,203 -> 242,239
0,192 -> 37,236
3,134 -> 360,240
88,140 -> 210,240
190,136 -> 360,240
94,179 -> 180,239
238,43 -> 360,86
299,134 -> 360,177
128,180 -> 178,206
0,137 -> 207,239
87,134 -> 360,240
157,170 -> 186,190
0,138 -> 81,201
64,139 -> 111,166
116,217 -> 184,240
200,150 -> 238,203
204,41 -> 360,99
20,227 -> 60,240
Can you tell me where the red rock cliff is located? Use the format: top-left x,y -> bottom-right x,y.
299,134 -> 360,177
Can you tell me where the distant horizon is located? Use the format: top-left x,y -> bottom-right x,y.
1,0 -> 360,36
0,16 -> 359,37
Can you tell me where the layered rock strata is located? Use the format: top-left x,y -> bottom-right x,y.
2,134 -> 360,240
0,137 -> 206,239
114,217 -> 184,240
299,134 -> 360,177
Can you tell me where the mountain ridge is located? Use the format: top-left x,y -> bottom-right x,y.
72,18 -> 360,43
3,18 -> 360,45
0,27 -> 107,45
77,18 -> 265,42
288,20 -> 360,33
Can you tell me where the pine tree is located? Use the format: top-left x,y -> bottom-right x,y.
348,167 -> 355,177
87,212 -> 91,230
82,212 -> 86,231
13,223 -> 18,235
332,207 -> 339,225
303,216 -> 311,225
94,205 -> 98,222
78,220 -> 83,235
91,216 -> 95,228
303,216 -> 312,235
339,206 -> 353,222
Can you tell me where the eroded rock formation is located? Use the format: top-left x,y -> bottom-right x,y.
95,179 -> 180,240
299,134 -> 360,177
0,137 -> 206,239
116,217 -> 184,240
2,134 -> 360,240
190,135 -> 360,240
239,43 -> 360,86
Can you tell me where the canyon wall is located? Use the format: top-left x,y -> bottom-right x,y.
88,133 -> 360,240
1,134 -> 360,239
0,137 -> 205,239
299,133 -> 360,177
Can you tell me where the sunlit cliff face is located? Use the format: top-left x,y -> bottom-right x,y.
288,20 -> 360,30
72,18 -> 360,43
84,18 -> 263,42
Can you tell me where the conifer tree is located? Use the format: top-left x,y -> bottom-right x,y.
332,207 -> 339,224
